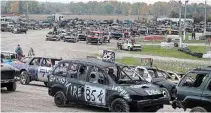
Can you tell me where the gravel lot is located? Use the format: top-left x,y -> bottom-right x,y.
1,29 -> 186,112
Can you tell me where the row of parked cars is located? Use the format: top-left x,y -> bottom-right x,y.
1,50 -> 211,112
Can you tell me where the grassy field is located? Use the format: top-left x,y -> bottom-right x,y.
116,57 -> 209,73
126,45 -> 210,60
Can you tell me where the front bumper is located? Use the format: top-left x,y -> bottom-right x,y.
46,38 -> 57,41
135,97 -> 169,108
132,47 -> 142,50
65,38 -> 76,41
1,79 -> 15,83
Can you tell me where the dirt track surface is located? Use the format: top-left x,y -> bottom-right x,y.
1,29 -> 187,112
1,82 -> 185,112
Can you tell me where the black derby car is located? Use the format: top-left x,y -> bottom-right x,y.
1,63 -> 19,91
48,59 -> 169,112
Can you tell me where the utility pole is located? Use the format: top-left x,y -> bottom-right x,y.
183,0 -> 188,41
26,2 -> 29,20
45,0 -> 47,14
138,3 -> 140,21
204,0 -> 207,34
179,0 -> 182,48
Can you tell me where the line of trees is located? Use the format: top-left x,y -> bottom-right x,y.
1,0 -> 211,22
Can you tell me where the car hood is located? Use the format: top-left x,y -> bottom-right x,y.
119,83 -> 162,96
152,78 -> 176,90
1,63 -> 19,72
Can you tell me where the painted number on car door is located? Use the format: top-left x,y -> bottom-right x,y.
85,85 -> 106,105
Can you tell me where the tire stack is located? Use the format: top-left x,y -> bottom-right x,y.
178,47 -> 203,58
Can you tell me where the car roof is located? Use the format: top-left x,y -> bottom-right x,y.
59,58 -> 116,68
191,68 -> 211,74
29,56 -> 62,60
1,51 -> 16,54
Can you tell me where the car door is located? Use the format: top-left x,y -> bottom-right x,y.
201,77 -> 211,110
84,66 -> 108,107
27,57 -> 42,80
65,62 -> 88,103
37,58 -> 53,82
177,72 -> 207,107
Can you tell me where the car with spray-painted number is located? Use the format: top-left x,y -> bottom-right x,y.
9,56 -> 61,86
47,58 -> 169,112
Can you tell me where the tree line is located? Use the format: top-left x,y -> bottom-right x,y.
1,0 -> 211,22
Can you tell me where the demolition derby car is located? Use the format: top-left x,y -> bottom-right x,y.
172,67 -> 211,112
46,31 -> 61,41
1,51 -> 18,64
1,63 -> 19,91
9,56 -> 61,86
63,32 -> 79,43
117,38 -> 142,51
48,59 -> 169,112
86,31 -> 109,44
131,66 -> 177,101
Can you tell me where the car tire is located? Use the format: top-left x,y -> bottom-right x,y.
7,82 -> 17,91
190,107 -> 207,112
20,71 -> 30,85
54,91 -> 67,107
160,88 -> 171,101
110,98 -> 130,112
63,39 -> 66,42
44,82 -> 48,87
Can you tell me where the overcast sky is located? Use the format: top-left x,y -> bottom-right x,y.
36,0 -> 211,5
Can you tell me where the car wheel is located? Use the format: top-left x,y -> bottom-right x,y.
54,91 -> 67,107
160,88 -> 171,101
110,98 -> 130,112
20,71 -> 30,85
7,82 -> 17,91
190,107 -> 207,112
63,39 -> 66,42
44,82 -> 48,87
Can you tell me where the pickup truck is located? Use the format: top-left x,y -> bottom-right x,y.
117,39 -> 142,51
